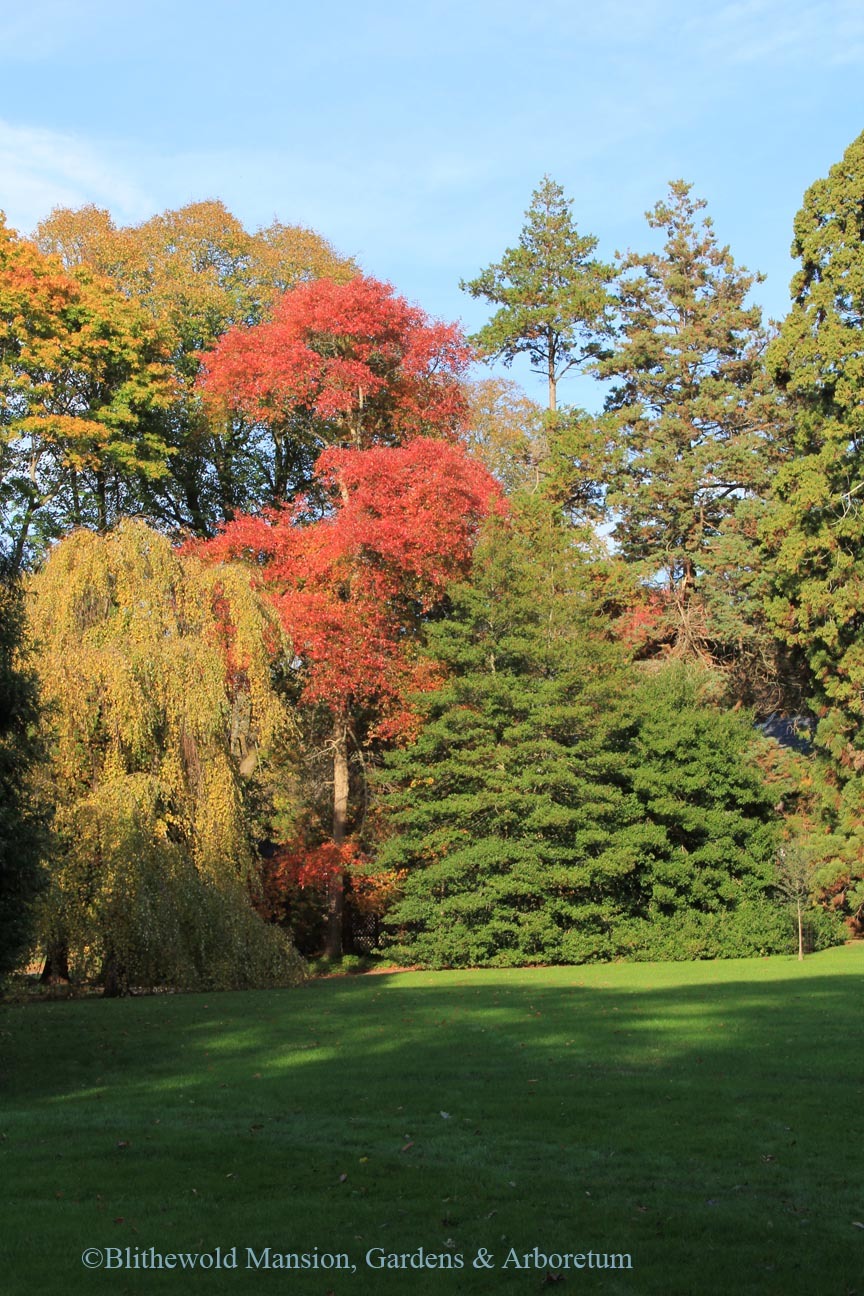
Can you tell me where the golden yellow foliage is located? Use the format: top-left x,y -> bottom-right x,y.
33,201 -> 358,534
35,199 -> 356,357
28,520 -> 304,990
464,377 -> 547,494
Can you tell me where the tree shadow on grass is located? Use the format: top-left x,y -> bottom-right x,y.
3,950 -> 863,1295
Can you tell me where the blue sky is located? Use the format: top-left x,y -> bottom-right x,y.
1,0 -> 862,407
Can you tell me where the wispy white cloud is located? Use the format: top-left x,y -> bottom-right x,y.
0,120 -> 504,306
0,119 -> 152,233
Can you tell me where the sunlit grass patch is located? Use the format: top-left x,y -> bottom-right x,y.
2,945 -> 862,1294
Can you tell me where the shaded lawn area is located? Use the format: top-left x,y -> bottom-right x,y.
2,947 -> 863,1296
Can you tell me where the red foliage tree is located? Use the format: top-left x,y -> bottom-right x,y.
198,273 -> 472,449
196,276 -> 501,954
197,436 -> 504,955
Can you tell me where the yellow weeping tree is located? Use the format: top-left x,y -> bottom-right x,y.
27,520 -> 305,993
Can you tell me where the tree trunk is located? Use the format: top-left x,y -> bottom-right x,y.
797,896 -> 804,961
9,496 -> 39,577
101,947 -> 127,997
70,470 -> 82,527
324,722 -> 349,959
40,939 -> 70,983
95,469 -> 108,533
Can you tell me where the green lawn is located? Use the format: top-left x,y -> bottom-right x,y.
2,947 -> 863,1296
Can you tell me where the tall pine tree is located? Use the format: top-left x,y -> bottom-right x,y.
598,182 -> 781,681
379,505 -> 788,967
763,130 -> 864,755
761,130 -> 864,923
379,503 -> 641,967
461,177 -> 614,412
